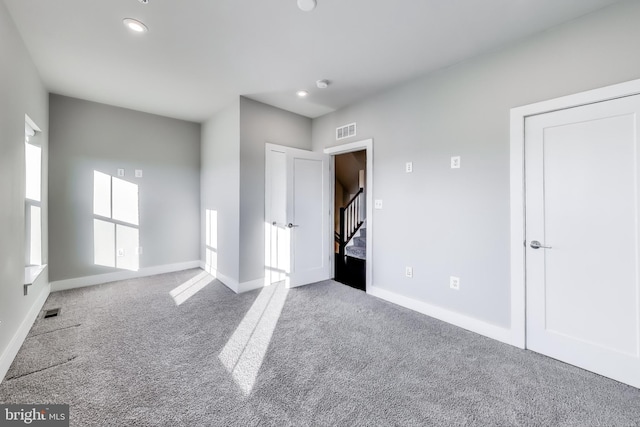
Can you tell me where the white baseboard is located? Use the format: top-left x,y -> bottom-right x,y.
201,261 -> 266,294
50,261 -> 201,292
238,277 -> 268,293
367,286 -> 516,346
214,271 -> 239,293
202,262 -> 238,293
0,283 -> 50,384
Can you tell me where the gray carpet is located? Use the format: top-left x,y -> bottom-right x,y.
345,223 -> 366,260
1,269 -> 639,426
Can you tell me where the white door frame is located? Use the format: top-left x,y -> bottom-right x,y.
324,139 -> 373,292
509,78 -> 640,348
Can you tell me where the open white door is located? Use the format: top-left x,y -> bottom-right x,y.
525,94 -> 640,388
266,144 -> 331,288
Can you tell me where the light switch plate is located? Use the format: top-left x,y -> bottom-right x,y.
451,156 -> 461,169
405,267 -> 413,278
405,162 -> 413,173
117,168 -> 125,177
374,199 -> 383,210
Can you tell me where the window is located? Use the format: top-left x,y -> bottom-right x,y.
93,170 -> 140,271
25,122 -> 42,266
205,209 -> 218,275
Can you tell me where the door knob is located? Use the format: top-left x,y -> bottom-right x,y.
287,223 -> 299,228
530,240 -> 552,249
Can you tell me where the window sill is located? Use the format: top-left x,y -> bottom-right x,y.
24,264 -> 47,296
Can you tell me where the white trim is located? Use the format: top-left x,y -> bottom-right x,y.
510,78 -> 640,349
24,264 -> 47,286
211,269 -> 239,293
0,283 -> 50,384
25,114 -> 42,133
368,285 -> 513,346
509,108 -> 527,349
325,138 -> 373,292
50,261 -> 201,292
324,139 -> 372,156
201,261 -> 266,294
238,277 -> 268,293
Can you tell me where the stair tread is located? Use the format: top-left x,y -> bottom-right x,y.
354,236 -> 366,247
346,246 -> 366,260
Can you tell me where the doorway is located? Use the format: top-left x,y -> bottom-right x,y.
511,79 -> 640,389
325,139 -> 374,293
333,149 -> 367,291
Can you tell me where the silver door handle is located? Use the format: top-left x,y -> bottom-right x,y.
287,223 -> 299,228
530,240 -> 552,249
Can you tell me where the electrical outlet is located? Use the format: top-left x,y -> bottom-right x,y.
135,169 -> 143,178
374,199 -> 383,210
117,248 -> 125,257
405,266 -> 413,278
450,276 -> 460,290
405,162 -> 413,173
451,156 -> 461,169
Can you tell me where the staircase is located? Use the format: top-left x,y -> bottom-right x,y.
335,189 -> 366,290
345,221 -> 366,260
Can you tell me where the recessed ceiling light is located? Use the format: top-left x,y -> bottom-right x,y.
297,90 -> 309,98
123,18 -> 148,33
297,0 -> 317,12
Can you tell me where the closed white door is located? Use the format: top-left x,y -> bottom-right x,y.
525,94 -> 640,388
266,144 -> 331,288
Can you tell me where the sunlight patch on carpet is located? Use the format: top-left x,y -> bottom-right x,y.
170,271 -> 214,306
218,282 -> 289,396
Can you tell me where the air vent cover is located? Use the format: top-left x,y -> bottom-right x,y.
43,308 -> 60,319
336,123 -> 356,140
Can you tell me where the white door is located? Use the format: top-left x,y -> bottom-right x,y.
266,144 -> 331,288
525,94 -> 640,388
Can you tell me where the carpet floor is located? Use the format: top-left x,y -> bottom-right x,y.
1,269 -> 639,426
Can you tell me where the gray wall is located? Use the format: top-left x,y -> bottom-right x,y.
49,95 -> 200,281
335,151 -> 366,198
201,100 -> 241,283
0,2 -> 49,367
239,97 -> 312,284
312,0 -> 640,328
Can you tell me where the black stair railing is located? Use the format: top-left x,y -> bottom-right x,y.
337,188 -> 365,260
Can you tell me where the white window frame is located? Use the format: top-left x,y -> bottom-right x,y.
93,170 -> 140,271
25,120 -> 42,267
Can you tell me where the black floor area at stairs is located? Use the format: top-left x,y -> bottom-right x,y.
336,224 -> 366,291
335,254 -> 365,291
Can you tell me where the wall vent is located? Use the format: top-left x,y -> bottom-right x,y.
336,123 -> 356,140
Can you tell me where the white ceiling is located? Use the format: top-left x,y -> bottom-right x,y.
4,0 -> 625,122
